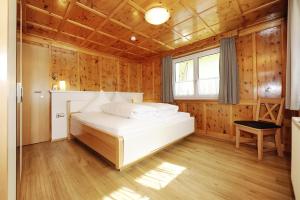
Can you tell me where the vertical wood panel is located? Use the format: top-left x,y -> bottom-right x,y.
129,62 -> 141,92
256,26 -> 282,98
79,53 -> 99,91
118,60 -> 129,92
100,57 -> 118,91
153,58 -> 161,101
51,47 -> 79,90
236,34 -> 253,100
187,103 -> 204,131
206,104 -> 230,134
142,60 -> 154,100
141,57 -> 161,102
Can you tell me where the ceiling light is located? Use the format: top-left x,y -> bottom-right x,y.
130,35 -> 137,41
145,7 -> 170,25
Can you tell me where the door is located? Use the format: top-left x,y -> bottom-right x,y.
22,43 -> 50,145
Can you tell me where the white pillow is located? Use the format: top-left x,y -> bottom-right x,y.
111,93 -> 129,103
80,93 -> 110,113
101,102 -> 157,118
140,103 -> 179,111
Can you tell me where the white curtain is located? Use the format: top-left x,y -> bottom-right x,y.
286,0 -> 300,110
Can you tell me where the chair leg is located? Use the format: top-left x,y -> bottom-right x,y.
236,127 -> 240,148
275,128 -> 284,157
257,132 -> 263,160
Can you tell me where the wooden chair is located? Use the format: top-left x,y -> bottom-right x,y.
234,98 -> 284,160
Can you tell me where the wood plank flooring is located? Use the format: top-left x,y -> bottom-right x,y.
20,135 -> 293,200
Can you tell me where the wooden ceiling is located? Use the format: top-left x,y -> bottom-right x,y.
18,0 -> 287,59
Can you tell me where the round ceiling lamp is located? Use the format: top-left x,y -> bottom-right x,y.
145,7 -> 170,25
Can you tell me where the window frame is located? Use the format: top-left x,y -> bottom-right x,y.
172,47 -> 220,100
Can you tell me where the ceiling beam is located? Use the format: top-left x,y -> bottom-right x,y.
26,21 -> 58,32
75,2 -> 107,18
25,3 -> 63,19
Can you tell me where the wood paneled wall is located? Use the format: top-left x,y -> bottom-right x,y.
22,38 -> 144,93
49,46 -> 143,92
141,57 -> 161,102
163,19 -> 294,150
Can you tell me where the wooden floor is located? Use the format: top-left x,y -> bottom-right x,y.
20,135 -> 293,200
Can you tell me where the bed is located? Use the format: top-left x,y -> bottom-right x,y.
67,94 -> 195,170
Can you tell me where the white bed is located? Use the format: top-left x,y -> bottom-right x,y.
68,94 -> 195,169
71,112 -> 194,166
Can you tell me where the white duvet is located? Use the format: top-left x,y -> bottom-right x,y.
101,102 -> 180,119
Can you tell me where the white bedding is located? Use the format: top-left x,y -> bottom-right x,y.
100,102 -> 180,119
71,111 -> 194,165
139,102 -> 179,111
101,102 -> 157,119
72,111 -> 190,137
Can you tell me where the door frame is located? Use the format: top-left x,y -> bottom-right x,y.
0,0 -> 17,200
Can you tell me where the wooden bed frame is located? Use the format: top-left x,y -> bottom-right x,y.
67,102 -> 194,170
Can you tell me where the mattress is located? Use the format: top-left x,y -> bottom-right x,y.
71,112 -> 191,137
71,111 -> 194,165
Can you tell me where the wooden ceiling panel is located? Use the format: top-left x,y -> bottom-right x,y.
180,0 -> 216,14
110,40 -> 135,51
242,1 -> 287,26
83,41 -> 106,52
90,32 -> 118,46
101,20 -> 133,40
167,38 -> 190,49
237,0 -> 275,12
68,4 -> 105,28
112,4 -> 144,28
167,2 -> 193,26
135,22 -> 170,37
77,0 -> 123,16
131,0 -> 178,10
25,0 -> 69,17
118,51 -> 142,59
57,32 -> 85,46
200,1 -> 241,26
61,21 -> 92,38
185,28 -> 213,43
26,6 -> 61,29
173,17 -> 205,36
127,46 -> 153,56
102,47 -> 124,55
139,39 -> 161,50
22,0 -> 287,59
152,43 -> 173,52
211,17 -> 244,34
26,23 -> 56,38
154,29 -> 182,44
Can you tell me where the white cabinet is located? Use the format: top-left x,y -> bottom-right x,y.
292,117 -> 300,199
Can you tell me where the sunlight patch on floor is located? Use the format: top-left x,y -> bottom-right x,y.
135,162 -> 186,190
102,187 -> 149,200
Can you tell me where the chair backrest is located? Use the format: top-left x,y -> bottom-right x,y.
255,98 -> 285,126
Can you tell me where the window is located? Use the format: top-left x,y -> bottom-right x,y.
174,59 -> 194,96
173,48 -> 220,99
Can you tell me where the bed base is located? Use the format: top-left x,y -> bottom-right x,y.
70,117 -> 124,169
69,117 -> 194,170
